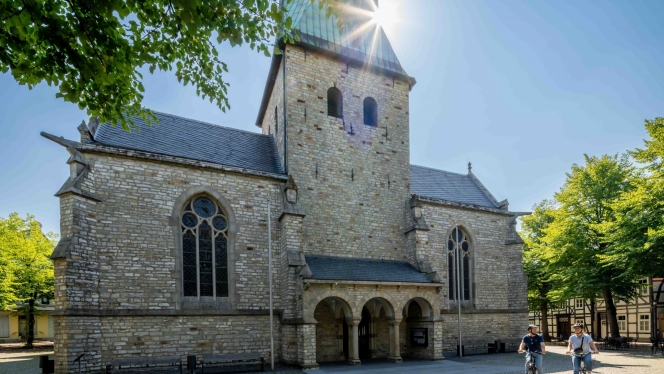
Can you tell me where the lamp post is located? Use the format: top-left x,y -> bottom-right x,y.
456,226 -> 463,357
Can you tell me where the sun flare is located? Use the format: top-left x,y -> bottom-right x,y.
371,0 -> 400,34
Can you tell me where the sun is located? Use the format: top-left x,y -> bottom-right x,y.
371,0 -> 401,34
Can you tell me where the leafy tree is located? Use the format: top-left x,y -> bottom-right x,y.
0,213 -> 56,348
520,199 -> 557,341
606,118 -> 664,278
0,0 -> 343,129
542,154 -> 637,338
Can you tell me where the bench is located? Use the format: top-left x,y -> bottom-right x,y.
105,356 -> 183,374
199,353 -> 264,373
457,340 -> 491,356
496,338 -> 522,353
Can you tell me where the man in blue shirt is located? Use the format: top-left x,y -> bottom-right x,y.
518,324 -> 546,374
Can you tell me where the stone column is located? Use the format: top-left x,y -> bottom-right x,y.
388,318 -> 403,363
347,319 -> 361,365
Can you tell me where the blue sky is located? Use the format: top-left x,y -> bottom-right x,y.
1,0 -> 663,235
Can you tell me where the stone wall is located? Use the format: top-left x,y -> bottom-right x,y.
271,45 -> 412,261
99,315 -> 280,359
53,151 -> 287,372
420,201 -> 527,313
439,312 -> 529,354
76,152 -> 284,311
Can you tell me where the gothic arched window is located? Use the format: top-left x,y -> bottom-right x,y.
327,87 -> 343,118
448,227 -> 472,302
181,196 -> 228,298
363,97 -> 377,126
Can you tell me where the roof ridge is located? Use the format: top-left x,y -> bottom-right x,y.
150,110 -> 270,138
410,164 -> 468,177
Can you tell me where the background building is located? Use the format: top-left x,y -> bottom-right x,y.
0,300 -> 55,343
529,278 -> 664,342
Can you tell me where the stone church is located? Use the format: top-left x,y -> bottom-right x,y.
42,0 -> 527,372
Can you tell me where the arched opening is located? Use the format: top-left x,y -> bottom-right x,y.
314,297 -> 353,363
402,298 -> 435,359
363,97 -> 377,126
327,87 -> 343,118
360,297 -> 397,361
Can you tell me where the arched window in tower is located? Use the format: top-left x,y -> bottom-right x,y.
363,97 -> 377,126
448,227 -> 473,302
181,196 -> 229,297
327,87 -> 343,118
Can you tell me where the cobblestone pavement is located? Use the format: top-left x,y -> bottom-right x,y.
2,345 -> 663,374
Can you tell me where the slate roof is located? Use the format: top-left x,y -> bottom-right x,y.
305,255 -> 432,283
92,111 -> 285,175
286,0 -> 408,76
410,165 -> 500,209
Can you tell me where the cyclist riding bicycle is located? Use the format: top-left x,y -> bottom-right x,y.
566,323 -> 599,374
518,324 -> 546,374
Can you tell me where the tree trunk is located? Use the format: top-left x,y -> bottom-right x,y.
603,287 -> 620,338
25,296 -> 35,348
540,303 -> 551,342
590,299 -> 596,339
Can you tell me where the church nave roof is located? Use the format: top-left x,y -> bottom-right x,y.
91,111 -> 285,176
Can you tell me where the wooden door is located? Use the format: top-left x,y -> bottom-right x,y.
557,316 -> 571,341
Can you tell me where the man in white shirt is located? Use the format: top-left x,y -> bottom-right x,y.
566,323 -> 599,374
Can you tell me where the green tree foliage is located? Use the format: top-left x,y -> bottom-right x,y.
521,199 -> 557,341
607,118 -> 664,278
538,154 -> 636,338
0,0 -> 342,129
0,213 -> 57,348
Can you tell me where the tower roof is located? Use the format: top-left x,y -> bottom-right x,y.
286,0 -> 408,76
255,0 -> 414,127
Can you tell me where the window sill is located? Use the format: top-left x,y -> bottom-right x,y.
181,297 -> 232,310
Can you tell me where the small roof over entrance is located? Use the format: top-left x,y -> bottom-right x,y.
305,255 -> 432,283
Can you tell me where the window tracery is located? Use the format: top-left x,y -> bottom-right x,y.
181,196 -> 228,297
448,227 -> 472,302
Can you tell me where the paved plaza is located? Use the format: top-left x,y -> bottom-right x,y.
1,345 -> 663,374
312,345 -> 664,374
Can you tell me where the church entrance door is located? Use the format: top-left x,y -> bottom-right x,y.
359,307 -> 371,359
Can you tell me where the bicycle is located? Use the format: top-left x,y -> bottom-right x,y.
569,352 -> 591,374
520,350 -> 541,374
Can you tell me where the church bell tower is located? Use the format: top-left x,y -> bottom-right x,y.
256,0 -> 416,260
